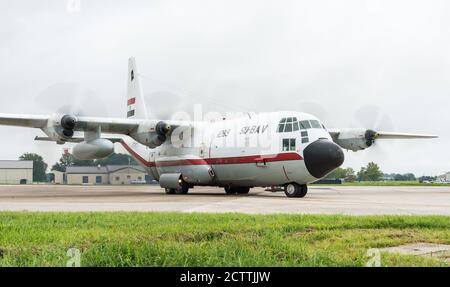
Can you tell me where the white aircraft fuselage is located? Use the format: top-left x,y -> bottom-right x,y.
120,111 -> 342,188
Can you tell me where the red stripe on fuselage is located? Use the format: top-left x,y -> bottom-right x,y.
120,141 -> 303,168
127,97 -> 136,106
120,141 -> 155,167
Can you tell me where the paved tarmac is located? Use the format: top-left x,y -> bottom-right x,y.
0,184 -> 449,215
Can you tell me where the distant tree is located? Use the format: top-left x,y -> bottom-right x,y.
403,173 -> 416,181
51,153 -> 94,172
393,173 -> 404,181
47,173 -> 55,182
357,162 -> 383,181
392,173 -> 416,181
326,167 -> 356,181
19,153 -> 48,182
94,153 -> 138,166
345,168 -> 356,182
364,162 -> 383,181
357,167 -> 366,181
326,167 -> 346,179
51,152 -> 137,172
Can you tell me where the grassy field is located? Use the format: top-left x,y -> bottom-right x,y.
320,181 -> 449,187
0,212 -> 449,267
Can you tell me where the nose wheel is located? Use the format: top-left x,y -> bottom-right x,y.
224,186 -> 250,195
284,183 -> 307,198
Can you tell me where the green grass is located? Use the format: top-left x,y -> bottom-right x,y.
320,181 -> 449,186
0,212 -> 449,267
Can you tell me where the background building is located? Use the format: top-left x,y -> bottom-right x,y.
65,165 -> 149,185
0,160 -> 33,184
107,165 -> 148,184
66,166 -> 109,185
437,172 -> 450,183
52,170 -> 65,184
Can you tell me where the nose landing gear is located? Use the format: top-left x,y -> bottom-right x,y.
224,186 -> 250,195
284,183 -> 308,198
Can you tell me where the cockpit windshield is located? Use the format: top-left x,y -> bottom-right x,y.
277,118 -> 324,133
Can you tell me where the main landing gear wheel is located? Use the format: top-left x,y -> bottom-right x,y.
224,186 -> 250,195
284,183 -> 307,198
165,182 -> 190,195
175,182 -> 190,195
165,188 -> 176,194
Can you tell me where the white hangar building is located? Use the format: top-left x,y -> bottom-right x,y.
0,160 -> 33,184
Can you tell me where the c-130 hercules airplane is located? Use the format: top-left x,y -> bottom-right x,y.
0,58 -> 437,198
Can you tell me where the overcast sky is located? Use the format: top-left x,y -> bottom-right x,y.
0,0 -> 449,175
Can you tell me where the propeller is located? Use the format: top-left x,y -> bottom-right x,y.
33,82 -> 109,117
352,105 -> 396,161
155,121 -> 171,141
30,82 -> 109,163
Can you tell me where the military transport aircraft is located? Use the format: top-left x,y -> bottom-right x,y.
0,58 -> 437,198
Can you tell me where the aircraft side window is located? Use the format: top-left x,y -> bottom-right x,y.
282,138 -> 290,151
300,120 -> 311,129
302,137 -> 309,143
301,131 -> 308,137
282,138 -> 296,151
289,138 -> 296,151
310,120 -> 322,129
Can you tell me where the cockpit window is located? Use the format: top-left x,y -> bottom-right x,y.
310,120 -> 322,129
284,122 -> 293,132
278,117 -> 324,132
278,117 -> 298,132
299,120 -> 311,129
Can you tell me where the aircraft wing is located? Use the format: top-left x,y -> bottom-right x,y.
371,131 -> 438,139
34,136 -> 124,143
328,129 -> 438,140
0,114 -> 49,128
73,116 -> 141,134
328,128 -> 437,151
327,129 -> 340,141
0,113 -> 142,134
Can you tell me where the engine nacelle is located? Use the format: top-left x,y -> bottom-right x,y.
130,120 -> 172,148
43,114 -> 78,144
72,139 -> 114,160
333,129 -> 377,151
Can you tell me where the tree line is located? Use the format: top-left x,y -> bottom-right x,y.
325,162 -> 424,182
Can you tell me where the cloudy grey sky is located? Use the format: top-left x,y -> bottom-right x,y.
0,0 -> 448,175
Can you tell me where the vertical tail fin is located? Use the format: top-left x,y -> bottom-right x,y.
127,57 -> 148,119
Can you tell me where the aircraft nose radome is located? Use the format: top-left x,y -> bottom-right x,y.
303,139 -> 345,178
